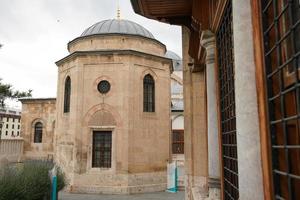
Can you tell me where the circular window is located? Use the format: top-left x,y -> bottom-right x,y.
97,80 -> 111,94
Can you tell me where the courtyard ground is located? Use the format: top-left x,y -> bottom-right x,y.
59,191 -> 184,200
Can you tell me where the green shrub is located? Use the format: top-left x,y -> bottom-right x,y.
0,160 -> 66,200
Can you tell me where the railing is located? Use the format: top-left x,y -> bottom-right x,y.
0,139 -> 23,163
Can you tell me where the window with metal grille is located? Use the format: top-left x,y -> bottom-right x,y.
64,76 -> 71,113
261,0 -> 300,199
34,122 -> 43,143
172,130 -> 184,154
92,131 -> 112,168
97,80 -> 111,94
216,1 -> 239,199
143,74 -> 155,112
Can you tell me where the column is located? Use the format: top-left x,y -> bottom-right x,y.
232,0 -> 264,199
183,26 -> 208,200
200,30 -> 221,199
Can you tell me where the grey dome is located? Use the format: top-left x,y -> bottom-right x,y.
165,51 -> 181,60
81,19 -> 155,39
165,51 -> 182,71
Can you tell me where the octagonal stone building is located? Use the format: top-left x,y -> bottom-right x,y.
54,19 -> 172,194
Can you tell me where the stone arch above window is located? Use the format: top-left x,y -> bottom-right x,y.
64,76 -> 71,113
88,110 -> 117,127
143,74 -> 155,112
34,122 -> 43,143
84,103 -> 122,127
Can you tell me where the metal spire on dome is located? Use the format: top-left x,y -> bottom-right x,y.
117,0 -> 121,19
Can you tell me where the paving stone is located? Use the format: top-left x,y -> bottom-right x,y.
59,191 -> 185,200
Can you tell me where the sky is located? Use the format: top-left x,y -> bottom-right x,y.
0,0 -> 182,108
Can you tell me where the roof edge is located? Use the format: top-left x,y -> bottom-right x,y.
19,98 -> 56,102
67,33 -> 166,52
55,50 -> 173,73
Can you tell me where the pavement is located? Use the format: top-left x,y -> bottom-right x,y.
59,191 -> 185,200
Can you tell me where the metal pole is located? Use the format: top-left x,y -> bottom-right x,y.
52,176 -> 57,200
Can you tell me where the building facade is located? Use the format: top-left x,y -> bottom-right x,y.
167,50 -> 185,189
131,0 -> 300,199
18,19 -> 173,194
54,19 -> 172,194
0,107 -> 21,139
19,98 -> 56,159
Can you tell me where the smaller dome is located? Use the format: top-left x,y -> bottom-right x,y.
165,51 -> 181,60
165,51 -> 182,71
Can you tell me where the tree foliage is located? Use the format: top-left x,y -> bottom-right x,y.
0,78 -> 32,107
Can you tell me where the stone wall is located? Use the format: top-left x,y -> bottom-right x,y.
68,35 -> 166,57
55,34 -> 172,194
0,139 -> 23,165
20,98 -> 56,160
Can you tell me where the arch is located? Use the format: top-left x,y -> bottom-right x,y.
64,76 -> 71,113
31,118 -> 46,128
83,103 -> 122,127
172,115 -> 184,130
171,74 -> 183,85
143,74 -> 155,112
88,110 -> 116,127
173,114 -> 184,121
140,68 -> 158,81
34,122 -> 43,143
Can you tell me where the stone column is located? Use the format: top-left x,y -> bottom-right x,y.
182,26 -> 208,200
200,30 -> 221,200
232,0 -> 264,199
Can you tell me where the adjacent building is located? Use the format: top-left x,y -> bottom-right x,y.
0,107 -> 21,139
19,98 -> 56,159
131,0 -> 300,199
167,50 -> 185,189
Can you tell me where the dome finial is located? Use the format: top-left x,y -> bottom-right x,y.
117,0 -> 121,19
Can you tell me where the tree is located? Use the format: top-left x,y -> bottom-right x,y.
0,78 -> 32,107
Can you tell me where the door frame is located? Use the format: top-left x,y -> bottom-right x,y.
87,126 -> 116,174
251,0 -> 275,199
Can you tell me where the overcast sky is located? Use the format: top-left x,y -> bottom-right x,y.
0,0 -> 182,108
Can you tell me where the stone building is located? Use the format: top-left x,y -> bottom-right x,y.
20,19 -> 173,194
19,98 -> 56,159
0,107 -> 21,139
167,50 -> 185,189
131,0 -> 300,199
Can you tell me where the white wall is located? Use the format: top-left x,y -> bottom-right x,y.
172,114 -> 184,130
1,116 -> 21,139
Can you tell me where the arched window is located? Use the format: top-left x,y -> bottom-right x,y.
34,122 -> 43,143
64,76 -> 71,113
143,74 -> 155,112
